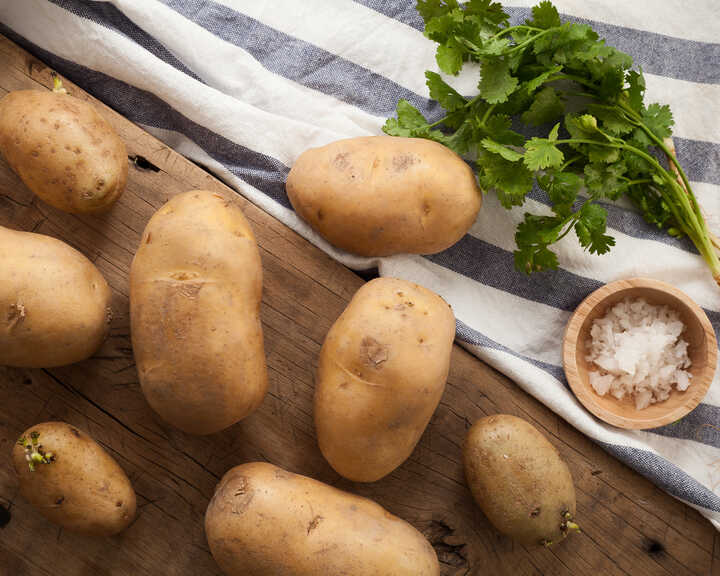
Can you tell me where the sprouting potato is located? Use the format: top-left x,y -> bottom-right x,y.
0,225 -> 112,368
463,414 -> 579,547
12,422 -> 136,536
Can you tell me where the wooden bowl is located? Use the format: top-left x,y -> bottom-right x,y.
563,278 -> 717,429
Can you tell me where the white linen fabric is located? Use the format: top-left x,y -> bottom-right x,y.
2,0 -> 719,529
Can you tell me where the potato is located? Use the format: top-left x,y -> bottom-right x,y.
205,462 -> 439,576
286,136 -> 481,256
315,277 -> 455,482
0,225 -> 112,367
0,87 -> 127,213
130,190 -> 267,435
12,422 -> 136,536
463,414 -> 578,547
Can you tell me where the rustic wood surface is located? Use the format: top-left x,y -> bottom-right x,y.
0,34 -> 718,576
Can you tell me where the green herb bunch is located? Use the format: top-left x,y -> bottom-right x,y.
384,0 -> 720,284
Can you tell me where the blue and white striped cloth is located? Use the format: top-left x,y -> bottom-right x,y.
2,0 -> 719,530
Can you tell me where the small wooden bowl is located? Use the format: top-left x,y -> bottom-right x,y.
563,277 -> 717,429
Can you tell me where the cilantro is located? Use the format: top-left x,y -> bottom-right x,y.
528,1 -> 561,29
478,59 -> 519,103
525,65 -> 563,94
477,152 -> 533,207
481,138 -> 524,161
626,70 -> 646,113
641,103 -> 674,140
539,171 -> 582,217
484,114 -> 525,145
417,0 -> 458,23
575,203 -> 615,255
521,86 -> 564,126
385,0 -> 720,284
425,71 -> 467,112
436,39 -> 464,74
524,137 -> 564,170
383,100 -> 430,137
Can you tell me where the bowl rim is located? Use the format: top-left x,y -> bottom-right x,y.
562,277 -> 717,430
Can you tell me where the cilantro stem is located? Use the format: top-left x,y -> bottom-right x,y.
493,24 -> 544,39
559,155 -> 582,171
427,94 -> 484,128
503,28 -> 557,54
623,178 -> 653,186
555,73 -> 598,90
479,104 -> 497,127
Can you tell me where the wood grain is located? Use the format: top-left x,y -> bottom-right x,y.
563,277 -> 717,429
0,34 -> 717,576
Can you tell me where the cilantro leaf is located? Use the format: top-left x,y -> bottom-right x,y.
473,36 -> 512,56
425,71 -> 467,111
417,0 -> 458,23
514,245 -> 560,273
525,65 -> 563,94
436,38 -> 465,75
514,212 -> 564,273
597,67 -> 625,101
516,213 -> 564,246
484,114 -> 526,145
538,171 -> 582,217
481,138 -> 524,161
588,144 -> 619,163
479,59 -> 519,103
642,103 -> 674,140
622,145 -> 652,177
424,9 -> 463,43
584,162 -> 627,200
477,152 -> 533,207
383,100 -> 430,137
442,119 -> 476,154
588,104 -> 635,136
565,113 -> 604,144
575,203 -> 615,255
464,0 -> 509,27
626,69 -> 646,113
528,1 -> 561,29
524,137 -> 564,170
625,182 -> 676,231
521,86 -> 564,126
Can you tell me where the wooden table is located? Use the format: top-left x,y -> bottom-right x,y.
0,35 -> 717,576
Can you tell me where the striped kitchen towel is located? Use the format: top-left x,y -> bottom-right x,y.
1,0 -> 719,530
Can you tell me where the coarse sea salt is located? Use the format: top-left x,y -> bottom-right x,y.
585,297 -> 692,410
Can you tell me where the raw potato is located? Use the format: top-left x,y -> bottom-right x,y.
0,88 -> 127,213
463,414 -> 578,547
286,136 -> 481,256
130,190 -> 267,435
12,422 -> 136,536
0,225 -> 112,367
205,462 -> 439,576
315,277 -> 455,482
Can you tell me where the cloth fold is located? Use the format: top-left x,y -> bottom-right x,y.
2,0 -> 718,529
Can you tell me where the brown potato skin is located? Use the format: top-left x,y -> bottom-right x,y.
205,462 -> 439,576
12,422 -> 136,536
0,226 -> 112,367
315,278 -> 455,482
286,136 -> 481,256
0,90 -> 127,213
463,414 -> 577,546
130,190 -> 267,435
